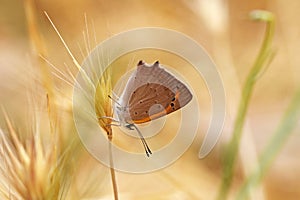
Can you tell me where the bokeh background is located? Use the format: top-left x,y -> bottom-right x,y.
0,0 -> 299,199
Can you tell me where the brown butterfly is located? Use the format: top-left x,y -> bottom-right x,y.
113,60 -> 193,156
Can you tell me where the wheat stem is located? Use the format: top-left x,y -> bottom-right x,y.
108,137 -> 119,200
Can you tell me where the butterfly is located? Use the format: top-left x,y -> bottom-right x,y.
108,60 -> 192,156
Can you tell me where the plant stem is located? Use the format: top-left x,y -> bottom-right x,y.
236,87 -> 300,200
108,132 -> 119,200
216,10 -> 275,200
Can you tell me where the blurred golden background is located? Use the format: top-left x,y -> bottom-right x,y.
0,0 -> 299,200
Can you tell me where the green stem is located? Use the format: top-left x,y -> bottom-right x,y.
236,87 -> 300,200
216,10 -> 275,200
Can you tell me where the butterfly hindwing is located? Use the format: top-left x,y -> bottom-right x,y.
119,61 -> 192,124
129,83 -> 174,123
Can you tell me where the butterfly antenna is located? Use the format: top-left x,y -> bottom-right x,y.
108,95 -> 122,107
131,124 -> 152,157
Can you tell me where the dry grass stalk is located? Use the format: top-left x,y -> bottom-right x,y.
0,2 -> 88,199
0,109 -> 75,200
44,12 -> 118,199
24,0 -> 59,135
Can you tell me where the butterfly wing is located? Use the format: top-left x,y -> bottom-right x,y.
119,61 -> 192,124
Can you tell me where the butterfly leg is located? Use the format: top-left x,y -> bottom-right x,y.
98,116 -> 118,122
98,116 -> 121,126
